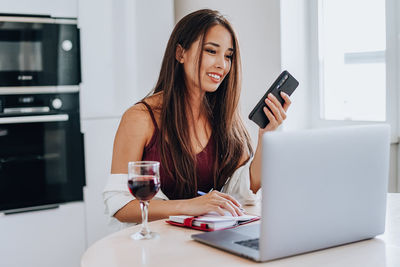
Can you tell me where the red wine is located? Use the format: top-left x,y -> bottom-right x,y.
128,175 -> 160,201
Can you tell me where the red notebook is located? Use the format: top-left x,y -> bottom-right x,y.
166,213 -> 260,231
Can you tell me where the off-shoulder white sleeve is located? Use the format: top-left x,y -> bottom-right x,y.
102,173 -> 169,229
221,158 -> 261,206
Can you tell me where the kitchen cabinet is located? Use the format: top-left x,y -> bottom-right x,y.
81,117 -> 120,246
0,202 -> 85,267
0,0 -> 78,17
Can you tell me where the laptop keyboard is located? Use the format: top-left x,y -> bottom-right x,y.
234,238 -> 260,250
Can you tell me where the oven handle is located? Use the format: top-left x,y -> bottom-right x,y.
0,114 -> 69,124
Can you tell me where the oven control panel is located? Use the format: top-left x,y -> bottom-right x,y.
0,93 -> 79,116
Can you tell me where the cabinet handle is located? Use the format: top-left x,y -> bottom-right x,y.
0,114 -> 69,124
2,204 -> 60,215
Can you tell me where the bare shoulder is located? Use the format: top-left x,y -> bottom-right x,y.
111,102 -> 156,173
120,103 -> 154,137
123,103 -> 150,121
118,92 -> 163,141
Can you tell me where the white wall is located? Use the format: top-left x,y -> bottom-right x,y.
280,0 -> 311,130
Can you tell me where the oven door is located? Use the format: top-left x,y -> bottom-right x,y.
0,18 -> 81,87
0,113 -> 85,213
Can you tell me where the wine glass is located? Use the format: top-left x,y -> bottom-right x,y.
127,161 -> 161,240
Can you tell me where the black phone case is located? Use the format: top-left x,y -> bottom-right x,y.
248,70 -> 299,128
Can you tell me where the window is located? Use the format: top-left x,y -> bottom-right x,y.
310,0 -> 399,136
317,0 -> 386,122
309,0 -> 399,192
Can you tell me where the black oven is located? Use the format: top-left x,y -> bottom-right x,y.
0,92 -> 85,214
0,14 -> 81,88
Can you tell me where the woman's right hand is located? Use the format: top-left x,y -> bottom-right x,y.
178,191 -> 244,217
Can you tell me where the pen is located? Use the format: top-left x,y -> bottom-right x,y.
197,188 -> 213,196
197,190 -> 206,196
197,189 -> 245,212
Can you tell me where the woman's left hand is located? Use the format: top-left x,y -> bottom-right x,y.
259,91 -> 291,134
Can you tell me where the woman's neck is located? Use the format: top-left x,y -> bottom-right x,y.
186,87 -> 205,120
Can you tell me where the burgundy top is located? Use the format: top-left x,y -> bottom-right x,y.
139,101 -> 215,200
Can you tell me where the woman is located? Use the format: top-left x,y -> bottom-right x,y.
103,9 -> 291,225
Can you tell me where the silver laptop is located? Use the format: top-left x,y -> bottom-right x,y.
192,124 -> 390,262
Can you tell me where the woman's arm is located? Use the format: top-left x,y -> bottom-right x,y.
249,92 -> 292,193
110,104 -> 243,224
114,191 -> 244,223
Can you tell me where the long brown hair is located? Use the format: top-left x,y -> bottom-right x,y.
150,9 -> 253,199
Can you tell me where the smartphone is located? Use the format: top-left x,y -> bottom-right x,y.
248,70 -> 299,128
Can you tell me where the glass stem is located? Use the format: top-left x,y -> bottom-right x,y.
140,201 -> 150,236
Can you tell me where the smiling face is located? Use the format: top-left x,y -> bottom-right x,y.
178,24 -> 234,94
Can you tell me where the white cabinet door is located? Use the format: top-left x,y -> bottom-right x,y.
0,202 -> 85,267
78,0 -> 174,119
81,117 -> 120,246
0,0 -> 78,17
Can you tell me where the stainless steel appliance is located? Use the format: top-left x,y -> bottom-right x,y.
0,93 -> 85,214
0,14 -> 84,214
0,14 -> 81,93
